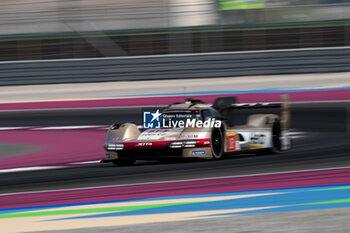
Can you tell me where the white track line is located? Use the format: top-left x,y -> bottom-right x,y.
0,127 -> 30,130
1,165 -> 350,197
0,166 -> 65,174
0,161 -> 101,174
0,160 -> 102,174
68,160 -> 101,165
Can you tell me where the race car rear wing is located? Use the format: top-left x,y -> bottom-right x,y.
213,95 -> 290,130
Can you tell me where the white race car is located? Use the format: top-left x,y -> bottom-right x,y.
103,95 -> 291,166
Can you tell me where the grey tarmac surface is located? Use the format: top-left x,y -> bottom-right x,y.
0,102 -> 349,194
32,208 -> 350,233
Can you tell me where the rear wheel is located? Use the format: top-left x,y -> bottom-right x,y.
211,128 -> 224,159
113,159 -> 135,167
270,119 -> 283,153
255,120 -> 282,155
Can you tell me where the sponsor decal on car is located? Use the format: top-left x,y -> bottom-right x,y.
250,133 -> 266,145
227,131 -> 235,136
164,137 -> 176,141
227,134 -> 236,151
137,142 -> 153,146
108,137 -> 122,142
137,129 -> 171,140
227,131 -> 238,151
191,150 -> 206,155
247,145 -> 264,149
235,141 -> 241,150
106,154 -> 110,158
180,134 -> 198,139
281,130 -> 291,150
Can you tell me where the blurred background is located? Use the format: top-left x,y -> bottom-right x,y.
1,3 -> 350,232
0,0 -> 349,61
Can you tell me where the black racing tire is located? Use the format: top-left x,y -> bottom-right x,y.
256,119 -> 292,155
113,159 -> 136,167
270,119 -> 283,154
256,119 -> 283,155
211,128 -> 224,159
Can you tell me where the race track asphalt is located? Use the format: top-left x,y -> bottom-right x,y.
0,102 -> 349,194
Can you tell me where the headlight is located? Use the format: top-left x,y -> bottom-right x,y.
183,141 -> 197,147
169,141 -> 197,148
169,141 -> 183,148
104,143 -> 124,150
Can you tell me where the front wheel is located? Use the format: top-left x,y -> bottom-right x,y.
113,159 -> 135,167
211,128 -> 224,159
